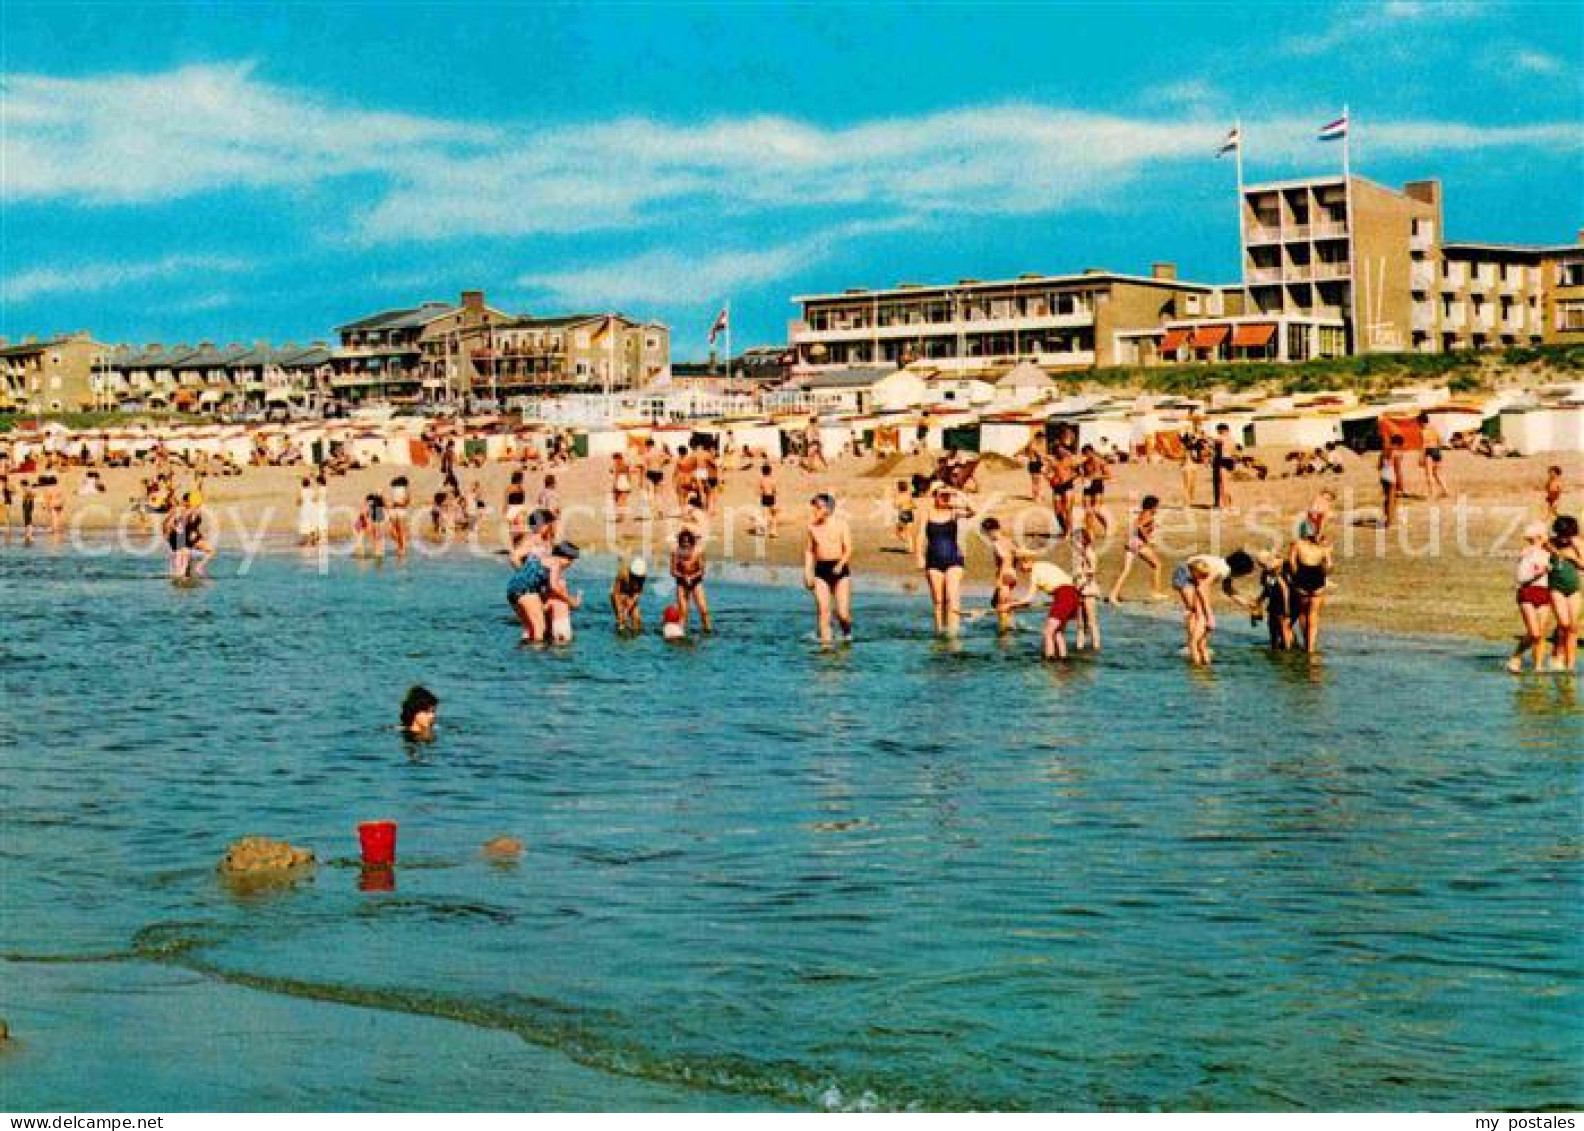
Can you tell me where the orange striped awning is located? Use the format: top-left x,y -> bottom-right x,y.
1160,328 -> 1190,352
1231,323 -> 1276,348
1191,325 -> 1230,349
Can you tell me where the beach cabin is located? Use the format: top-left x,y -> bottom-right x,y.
1251,411 -> 1344,450
979,414 -> 1045,458
1499,403 -> 1584,455
993,361 -> 1058,410
799,368 -> 924,415
922,371 -> 995,410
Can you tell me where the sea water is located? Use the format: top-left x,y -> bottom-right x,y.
1,547 -> 1579,1111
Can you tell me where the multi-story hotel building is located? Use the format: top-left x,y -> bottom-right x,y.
1542,239 -> 1584,345
474,314 -> 669,397
790,173 -> 1580,374
788,266 -> 1220,373
1102,177 -> 1576,365
333,291 -> 669,403
0,332 -> 109,413
332,290 -> 514,403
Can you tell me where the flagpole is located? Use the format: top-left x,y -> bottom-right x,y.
724,301 -> 732,392
1342,104 -> 1360,355
1234,117 -> 1247,304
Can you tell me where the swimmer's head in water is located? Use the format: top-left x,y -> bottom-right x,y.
528,508 -> 555,530
401,685 -> 439,736
980,517 -> 1001,534
1554,515 -> 1579,544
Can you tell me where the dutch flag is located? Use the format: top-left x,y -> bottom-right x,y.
1317,112 -> 1349,142
1216,125 -> 1240,157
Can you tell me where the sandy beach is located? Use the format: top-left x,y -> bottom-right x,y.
23,442 -> 1574,645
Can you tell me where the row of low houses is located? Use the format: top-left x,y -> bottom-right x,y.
0,290 -> 670,416
788,173 -> 1584,375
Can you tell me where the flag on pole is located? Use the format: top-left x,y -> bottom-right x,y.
707,306 -> 729,345
1317,112 -> 1349,142
1216,125 -> 1241,157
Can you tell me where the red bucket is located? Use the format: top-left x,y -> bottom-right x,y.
357,820 -> 398,867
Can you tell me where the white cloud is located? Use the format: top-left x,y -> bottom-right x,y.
1,253 -> 252,303
0,62 -> 494,205
519,241 -> 820,310
4,61 -> 1580,249
517,220 -> 916,308
1281,0 -> 1484,57
1512,49 -> 1565,75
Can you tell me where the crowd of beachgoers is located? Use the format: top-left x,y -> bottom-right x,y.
4,415 -> 1578,675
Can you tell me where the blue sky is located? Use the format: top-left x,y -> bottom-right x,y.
2,1 -> 1580,358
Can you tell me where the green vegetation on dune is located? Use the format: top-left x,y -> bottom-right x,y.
1075,344 -> 1584,398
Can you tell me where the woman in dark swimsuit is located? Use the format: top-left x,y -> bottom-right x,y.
1286,532 -> 1332,654
916,485 -> 973,635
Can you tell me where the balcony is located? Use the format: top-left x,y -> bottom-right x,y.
1410,229 -> 1434,252
1473,309 -> 1496,331
1500,274 -> 1522,294
1412,306 -> 1435,332
1311,261 -> 1352,281
1443,308 -> 1467,329
1247,267 -> 1283,285
790,309 -> 1094,344
1311,220 -> 1349,239
1245,224 -> 1283,245
1410,264 -> 1434,291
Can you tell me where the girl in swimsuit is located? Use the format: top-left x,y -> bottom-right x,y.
671,529 -> 713,634
1286,532 -> 1333,654
917,485 -> 972,635
1108,495 -> 1163,604
1510,521 -> 1553,673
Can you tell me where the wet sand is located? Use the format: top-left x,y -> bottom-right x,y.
19,444 -> 1578,643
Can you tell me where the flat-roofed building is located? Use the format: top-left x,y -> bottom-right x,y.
1239,174 -> 1441,357
1540,234 -> 1584,346
789,266 -> 1217,374
0,332 -> 110,413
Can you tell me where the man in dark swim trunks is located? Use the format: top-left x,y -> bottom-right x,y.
804,493 -> 852,645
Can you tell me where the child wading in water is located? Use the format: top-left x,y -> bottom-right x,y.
1510,521 -> 1552,673
1108,495 -> 1163,604
1173,551 -> 1257,665
610,556 -> 647,634
982,517 -> 1021,633
1006,557 -> 1080,659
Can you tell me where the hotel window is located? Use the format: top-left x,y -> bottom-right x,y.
1185,295 -> 1201,314
1560,260 -> 1584,287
